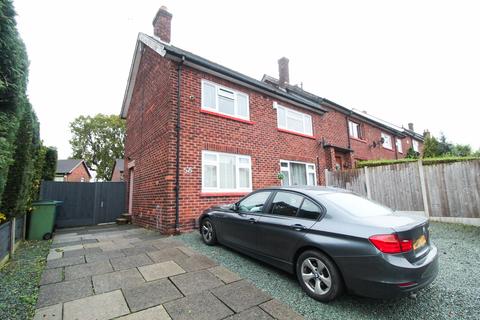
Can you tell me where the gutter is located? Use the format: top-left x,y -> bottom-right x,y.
174,56 -> 185,234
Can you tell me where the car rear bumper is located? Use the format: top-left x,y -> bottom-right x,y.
336,245 -> 439,299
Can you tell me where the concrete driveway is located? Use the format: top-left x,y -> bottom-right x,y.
34,224 -> 302,320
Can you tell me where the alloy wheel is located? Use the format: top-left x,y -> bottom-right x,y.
202,220 -> 213,242
301,257 -> 332,295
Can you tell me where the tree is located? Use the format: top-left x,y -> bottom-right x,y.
1,104 -> 39,216
451,144 -> 472,157
69,114 -> 125,181
0,0 -> 30,203
422,135 -> 441,158
437,133 -> 453,155
42,147 -> 57,181
405,147 -> 419,159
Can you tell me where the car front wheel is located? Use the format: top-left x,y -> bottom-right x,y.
201,218 -> 217,245
296,250 -> 343,302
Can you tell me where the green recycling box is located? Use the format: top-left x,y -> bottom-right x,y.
28,201 -> 62,240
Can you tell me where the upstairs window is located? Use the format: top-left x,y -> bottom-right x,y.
381,132 -> 392,149
412,140 -> 419,152
348,121 -> 363,139
280,160 -> 316,186
201,80 -> 249,120
275,103 -> 313,136
396,138 -> 403,153
202,151 -> 252,193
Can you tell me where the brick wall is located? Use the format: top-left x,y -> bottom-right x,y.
65,164 -> 90,182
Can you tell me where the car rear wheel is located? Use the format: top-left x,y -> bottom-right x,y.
201,218 -> 217,245
296,250 -> 343,302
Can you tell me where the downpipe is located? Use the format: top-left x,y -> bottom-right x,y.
174,56 -> 185,234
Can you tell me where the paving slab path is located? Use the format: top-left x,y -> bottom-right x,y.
34,224 -> 303,320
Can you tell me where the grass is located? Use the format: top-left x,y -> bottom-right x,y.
0,240 -> 51,320
178,222 -> 480,320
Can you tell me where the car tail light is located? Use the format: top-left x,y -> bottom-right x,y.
369,234 -> 413,254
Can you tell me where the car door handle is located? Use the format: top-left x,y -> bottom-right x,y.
248,218 -> 257,223
290,224 -> 306,231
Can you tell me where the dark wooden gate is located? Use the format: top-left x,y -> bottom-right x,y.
40,181 -> 125,228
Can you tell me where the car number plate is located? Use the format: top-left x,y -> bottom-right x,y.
413,234 -> 427,251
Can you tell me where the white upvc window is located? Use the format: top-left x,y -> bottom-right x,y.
396,138 -> 403,153
279,160 -> 316,186
381,132 -> 392,149
412,139 -> 419,152
202,151 -> 252,193
274,102 -> 313,136
201,80 -> 250,120
349,121 -> 362,139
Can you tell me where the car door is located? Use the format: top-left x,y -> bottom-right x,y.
256,191 -> 322,263
219,191 -> 273,252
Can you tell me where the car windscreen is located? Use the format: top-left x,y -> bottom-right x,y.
319,192 -> 393,217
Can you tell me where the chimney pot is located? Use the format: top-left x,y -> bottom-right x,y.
278,57 -> 289,88
408,123 -> 414,131
153,6 -> 172,43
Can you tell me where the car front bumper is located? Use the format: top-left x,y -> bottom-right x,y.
336,244 -> 439,299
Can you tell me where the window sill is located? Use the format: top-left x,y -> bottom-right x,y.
200,109 -> 255,125
382,146 -> 394,151
277,128 -> 315,139
350,137 -> 367,144
200,192 -> 249,197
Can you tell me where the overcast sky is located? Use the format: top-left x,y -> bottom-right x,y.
14,0 -> 480,158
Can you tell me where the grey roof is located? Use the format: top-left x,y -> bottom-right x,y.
56,159 -> 84,174
114,159 -> 124,172
121,34 -> 327,119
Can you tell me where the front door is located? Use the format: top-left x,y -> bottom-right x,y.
217,191 -> 272,252
335,156 -> 343,171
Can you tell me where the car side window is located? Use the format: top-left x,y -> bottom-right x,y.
297,198 -> 321,220
271,192 -> 303,217
237,191 -> 272,213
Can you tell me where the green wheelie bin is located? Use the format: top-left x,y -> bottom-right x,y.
28,201 -> 62,240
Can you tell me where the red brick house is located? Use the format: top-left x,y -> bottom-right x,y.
55,159 -> 91,182
121,7 -> 424,234
110,159 -> 124,182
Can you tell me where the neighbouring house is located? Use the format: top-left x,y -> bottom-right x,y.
55,159 -> 91,182
121,6 -> 425,233
111,159 -> 124,182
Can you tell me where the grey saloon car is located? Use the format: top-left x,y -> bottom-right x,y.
198,186 -> 438,301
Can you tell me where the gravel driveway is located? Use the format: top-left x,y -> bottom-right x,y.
179,222 -> 480,320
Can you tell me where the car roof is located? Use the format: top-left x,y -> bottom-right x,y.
261,185 -> 351,196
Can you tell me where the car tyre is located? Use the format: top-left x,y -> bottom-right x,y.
200,218 -> 217,245
296,250 -> 343,302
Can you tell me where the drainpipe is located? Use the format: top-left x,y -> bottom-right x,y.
175,56 -> 185,234
345,111 -> 351,149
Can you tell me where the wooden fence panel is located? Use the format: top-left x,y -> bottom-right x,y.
368,163 -> 424,211
326,169 -> 367,197
326,160 -> 480,220
424,161 -> 480,218
0,221 -> 11,263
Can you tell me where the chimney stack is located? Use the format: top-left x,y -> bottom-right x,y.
278,57 -> 290,88
153,6 -> 172,43
408,123 -> 414,131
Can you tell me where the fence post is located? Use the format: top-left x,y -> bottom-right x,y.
364,166 -> 372,199
9,217 -> 16,256
324,169 -> 330,186
417,160 -> 430,218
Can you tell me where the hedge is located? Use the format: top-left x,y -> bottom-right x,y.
356,156 -> 480,168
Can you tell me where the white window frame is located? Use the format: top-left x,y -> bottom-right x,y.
274,102 -> 313,136
412,139 -> 419,152
201,79 -> 250,120
348,121 -> 361,139
202,150 -> 252,193
381,132 -> 393,150
279,160 -> 317,186
396,138 -> 403,153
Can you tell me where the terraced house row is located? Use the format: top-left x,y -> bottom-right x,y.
121,6 -> 425,233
